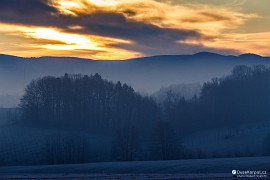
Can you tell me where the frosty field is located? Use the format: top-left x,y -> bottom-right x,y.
0,156 -> 270,179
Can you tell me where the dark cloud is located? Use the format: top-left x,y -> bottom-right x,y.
0,0 -> 55,16
67,12 -> 201,44
115,38 -> 240,57
62,12 -> 207,56
0,0 -> 58,26
65,12 -> 212,56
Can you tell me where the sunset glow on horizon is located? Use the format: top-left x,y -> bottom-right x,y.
0,0 -> 270,59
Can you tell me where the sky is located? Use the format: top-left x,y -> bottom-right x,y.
0,0 -> 269,60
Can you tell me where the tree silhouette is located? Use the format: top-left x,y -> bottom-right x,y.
20,73 -> 160,130
152,121 -> 181,160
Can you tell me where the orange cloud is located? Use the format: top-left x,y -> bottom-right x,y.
0,23 -> 139,60
49,0 -> 258,35
203,32 -> 270,56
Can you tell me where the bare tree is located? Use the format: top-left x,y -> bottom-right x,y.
152,121 -> 181,160
111,126 -> 138,161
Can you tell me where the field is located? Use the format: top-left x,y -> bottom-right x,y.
0,173 -> 232,180
0,157 -> 270,179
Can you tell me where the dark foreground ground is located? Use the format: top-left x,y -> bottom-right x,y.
0,173 -> 232,179
0,156 -> 269,179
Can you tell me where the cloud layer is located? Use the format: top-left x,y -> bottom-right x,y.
0,0 -> 267,59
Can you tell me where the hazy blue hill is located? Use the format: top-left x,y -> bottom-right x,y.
128,52 -> 235,62
0,54 -> 21,60
239,53 -> 263,59
193,52 -> 229,58
0,55 -> 22,67
1,52 -> 270,103
237,54 -> 270,64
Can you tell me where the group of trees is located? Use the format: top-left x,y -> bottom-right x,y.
17,65 -> 270,164
20,73 -> 160,130
200,65 -> 270,126
164,65 -> 270,134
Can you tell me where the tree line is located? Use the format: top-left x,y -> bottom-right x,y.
20,73 -> 160,130
167,65 -> 270,134
22,65 -> 270,131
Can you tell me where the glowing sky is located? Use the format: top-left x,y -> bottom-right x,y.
0,0 -> 269,60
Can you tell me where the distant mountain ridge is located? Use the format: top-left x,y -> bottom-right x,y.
1,52 -> 269,62
1,52 -> 270,107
